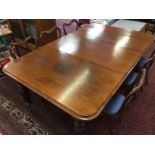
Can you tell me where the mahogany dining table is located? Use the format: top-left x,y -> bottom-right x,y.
3,23 -> 154,134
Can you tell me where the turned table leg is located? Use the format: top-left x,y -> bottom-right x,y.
74,120 -> 86,135
17,83 -> 32,110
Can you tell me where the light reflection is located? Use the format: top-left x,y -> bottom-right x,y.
113,36 -> 130,57
86,24 -> 104,40
58,69 -> 90,103
59,34 -> 80,54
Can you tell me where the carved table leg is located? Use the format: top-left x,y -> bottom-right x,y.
74,120 -> 86,135
17,83 -> 32,111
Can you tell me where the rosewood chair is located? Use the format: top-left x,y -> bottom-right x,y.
122,71 -> 139,88
39,26 -> 61,46
142,55 -> 155,84
135,43 -> 155,85
119,70 -> 139,96
5,36 -> 39,78
121,43 -> 155,90
8,36 -> 39,59
145,20 -> 155,34
63,19 -> 80,35
103,68 -> 146,134
119,42 -> 155,92
6,36 -> 40,111
135,42 -> 155,69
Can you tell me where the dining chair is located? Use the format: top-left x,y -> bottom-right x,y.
135,42 -> 155,70
118,70 -> 139,96
8,36 -> 45,111
120,42 -> 155,91
1,36 -> 38,77
39,26 -> 62,46
122,71 -> 139,88
122,43 -> 155,90
103,68 -> 146,134
145,20 -> 155,34
9,35 -> 58,110
63,19 -> 80,35
142,55 -> 155,84
8,36 -> 39,59
135,50 -> 155,85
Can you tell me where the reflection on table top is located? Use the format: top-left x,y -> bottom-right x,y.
47,24 -> 153,74
3,24 -> 154,120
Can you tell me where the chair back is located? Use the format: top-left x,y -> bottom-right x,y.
39,26 -> 61,46
8,36 -> 39,59
63,19 -> 80,35
125,68 -> 147,102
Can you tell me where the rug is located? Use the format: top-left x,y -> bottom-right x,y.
0,94 -> 48,135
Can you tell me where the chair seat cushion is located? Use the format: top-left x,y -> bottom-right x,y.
136,57 -> 148,70
104,93 -> 125,115
123,71 -> 138,87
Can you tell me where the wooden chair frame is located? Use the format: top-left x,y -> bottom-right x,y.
142,55 -> 155,84
8,36 -> 39,59
63,19 -> 80,35
103,68 -> 147,134
39,26 -> 61,46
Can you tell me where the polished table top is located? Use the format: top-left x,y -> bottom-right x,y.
47,24 -> 153,75
3,24 -> 154,121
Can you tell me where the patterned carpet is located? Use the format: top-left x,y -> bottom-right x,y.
0,20 -> 155,135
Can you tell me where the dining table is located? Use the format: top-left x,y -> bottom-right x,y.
3,23 -> 154,134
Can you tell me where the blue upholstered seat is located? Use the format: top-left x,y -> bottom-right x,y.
136,57 -> 148,70
104,93 -> 125,115
123,71 -> 138,87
